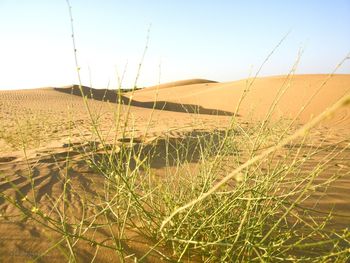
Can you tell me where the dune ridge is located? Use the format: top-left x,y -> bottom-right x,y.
128,74 -> 350,127
145,78 -> 218,91
52,74 -> 350,127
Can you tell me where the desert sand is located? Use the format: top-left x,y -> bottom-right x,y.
0,74 -> 349,262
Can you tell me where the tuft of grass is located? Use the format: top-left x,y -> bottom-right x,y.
2,108 -> 349,261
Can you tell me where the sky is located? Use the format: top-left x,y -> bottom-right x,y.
0,0 -> 349,90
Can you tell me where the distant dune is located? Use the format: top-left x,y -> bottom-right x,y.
145,78 -> 218,91
131,74 -> 350,127
49,74 -> 350,126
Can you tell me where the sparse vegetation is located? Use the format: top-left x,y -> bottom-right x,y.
1,104 -> 349,261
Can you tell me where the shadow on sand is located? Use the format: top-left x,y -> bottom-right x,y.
86,129 -> 239,172
54,85 -> 235,116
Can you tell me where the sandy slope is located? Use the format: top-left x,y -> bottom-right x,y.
131,74 -> 350,126
0,74 -> 349,262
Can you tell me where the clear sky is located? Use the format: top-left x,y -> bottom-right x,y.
0,0 -> 349,90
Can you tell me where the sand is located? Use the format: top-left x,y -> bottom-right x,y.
0,74 -> 349,262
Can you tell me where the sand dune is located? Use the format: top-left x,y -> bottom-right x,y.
54,75 -> 350,126
132,74 -> 350,126
0,74 -> 349,262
